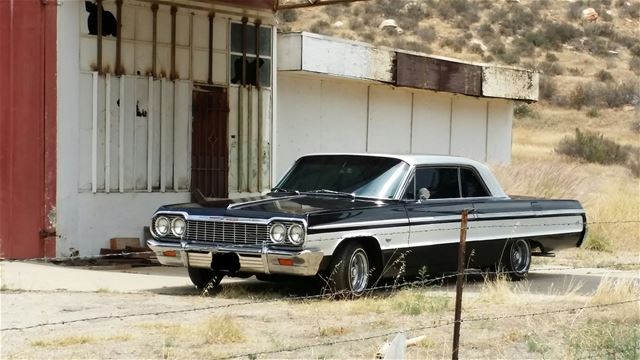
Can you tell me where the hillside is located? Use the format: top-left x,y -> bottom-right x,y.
278,0 -> 640,260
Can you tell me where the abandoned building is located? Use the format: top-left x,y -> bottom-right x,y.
1,0 -> 538,259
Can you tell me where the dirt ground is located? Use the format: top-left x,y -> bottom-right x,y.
1,263 -> 638,359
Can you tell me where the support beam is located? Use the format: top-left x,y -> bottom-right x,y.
151,2 -> 158,77
96,0 -> 103,74
170,6 -> 177,80
115,0 -> 123,75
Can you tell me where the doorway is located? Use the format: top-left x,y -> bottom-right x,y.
191,86 -> 229,199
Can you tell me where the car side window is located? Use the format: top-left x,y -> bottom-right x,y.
460,168 -> 490,198
415,167 -> 460,199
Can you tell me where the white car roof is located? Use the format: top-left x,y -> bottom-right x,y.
299,153 -> 508,198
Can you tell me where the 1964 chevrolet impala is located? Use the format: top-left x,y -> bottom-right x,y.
148,154 -> 586,294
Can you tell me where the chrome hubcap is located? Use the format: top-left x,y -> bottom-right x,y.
349,250 -> 369,293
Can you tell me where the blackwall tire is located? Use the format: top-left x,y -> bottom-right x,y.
187,267 -> 224,290
328,242 -> 370,296
501,239 -> 531,280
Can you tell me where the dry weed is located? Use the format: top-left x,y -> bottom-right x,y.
591,277 -> 640,305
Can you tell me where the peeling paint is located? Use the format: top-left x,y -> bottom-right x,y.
482,67 -> 539,101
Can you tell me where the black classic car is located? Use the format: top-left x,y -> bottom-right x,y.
148,154 -> 587,294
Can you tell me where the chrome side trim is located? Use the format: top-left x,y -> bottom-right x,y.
308,218 -> 409,231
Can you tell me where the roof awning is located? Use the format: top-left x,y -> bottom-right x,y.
278,32 -> 539,101
187,0 -> 369,11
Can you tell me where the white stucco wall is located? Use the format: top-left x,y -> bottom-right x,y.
275,72 -> 513,180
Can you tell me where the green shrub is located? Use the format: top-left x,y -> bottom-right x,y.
469,43 -> 484,55
538,75 -> 557,101
556,128 -> 628,165
545,52 -> 559,62
280,9 -> 298,23
629,56 -> 640,75
595,69 -> 613,82
584,232 -> 613,252
603,80 -> 640,108
513,104 -> 538,119
477,23 -> 494,39
583,22 -> 616,38
416,25 -> 437,44
586,107 -> 600,118
512,37 -> 536,57
539,61 -> 564,76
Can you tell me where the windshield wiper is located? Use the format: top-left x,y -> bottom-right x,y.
306,189 -> 356,200
270,187 -> 300,195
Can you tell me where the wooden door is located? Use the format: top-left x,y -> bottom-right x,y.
191,87 -> 229,199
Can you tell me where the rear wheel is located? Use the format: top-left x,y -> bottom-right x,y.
327,242 -> 370,295
501,239 -> 531,280
187,267 -> 224,290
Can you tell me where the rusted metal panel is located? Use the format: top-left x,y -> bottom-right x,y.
395,52 -> 482,97
0,0 -> 57,259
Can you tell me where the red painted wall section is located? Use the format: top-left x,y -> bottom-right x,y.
0,0 -> 57,259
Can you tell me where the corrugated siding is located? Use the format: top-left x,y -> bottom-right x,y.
78,73 -> 191,192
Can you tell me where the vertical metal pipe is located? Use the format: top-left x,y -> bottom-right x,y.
237,87 -> 244,192
257,88 -> 263,191
241,17 -> 248,86
115,0 -> 123,75
151,3 -> 158,77
451,209 -> 468,360
160,78 -> 166,192
91,72 -> 98,193
147,77 -> 153,192
170,6 -> 177,80
105,73 -> 111,193
208,12 -> 214,84
96,0 -> 103,74
254,19 -> 261,88
119,76 -> 125,192
247,86 -> 253,192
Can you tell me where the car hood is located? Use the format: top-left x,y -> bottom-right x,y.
156,194 -> 389,219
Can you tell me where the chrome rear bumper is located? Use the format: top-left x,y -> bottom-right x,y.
147,239 -> 324,276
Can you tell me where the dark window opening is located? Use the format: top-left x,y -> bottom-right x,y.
230,22 -> 272,87
460,168 -> 490,197
414,167 -> 460,199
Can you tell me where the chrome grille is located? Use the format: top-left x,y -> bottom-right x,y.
184,220 -> 270,245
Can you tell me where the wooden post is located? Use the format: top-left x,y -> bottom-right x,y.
115,0 -> 122,75
452,209 -> 468,360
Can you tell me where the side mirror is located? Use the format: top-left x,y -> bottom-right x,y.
418,188 -> 430,201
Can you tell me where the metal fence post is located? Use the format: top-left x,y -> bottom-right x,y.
452,209 -> 468,360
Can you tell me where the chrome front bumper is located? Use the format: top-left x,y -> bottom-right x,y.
147,239 -> 324,276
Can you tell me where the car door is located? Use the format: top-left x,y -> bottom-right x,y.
461,167 -> 534,268
403,166 -> 474,274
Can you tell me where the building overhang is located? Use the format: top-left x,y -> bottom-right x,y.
278,32 -> 538,102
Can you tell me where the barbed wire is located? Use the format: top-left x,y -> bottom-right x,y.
216,299 -> 640,359
2,262 -> 639,332
2,219 -> 638,263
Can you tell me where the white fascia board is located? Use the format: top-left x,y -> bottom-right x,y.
277,32 -> 394,83
482,66 -> 539,101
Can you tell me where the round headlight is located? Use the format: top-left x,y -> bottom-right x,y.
287,224 -> 305,245
155,216 -> 170,236
270,223 -> 287,243
171,217 -> 186,237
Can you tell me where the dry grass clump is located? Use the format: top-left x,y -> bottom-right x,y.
492,161 -> 584,199
30,334 -> 132,348
590,277 -> 640,305
476,274 -> 521,304
585,189 -> 640,252
567,321 -> 639,360
390,289 -> 450,315
137,315 -> 245,345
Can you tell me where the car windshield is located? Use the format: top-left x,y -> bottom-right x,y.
275,155 -> 409,199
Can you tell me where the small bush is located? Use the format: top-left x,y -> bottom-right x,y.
513,104 -> 538,119
566,1 -> 583,20
586,107 -> 600,118
469,43 -> 484,55
568,67 -> 584,76
603,80 -> 640,108
585,37 -> 612,56
583,22 -> 616,38
631,119 -> 640,134
309,20 -> 330,34
416,25 -> 437,44
545,52 -> 559,62
619,1 -> 640,18
595,69 -> 613,82
629,56 -> 640,75
280,9 -> 298,23
629,43 -> 640,57
512,37 -> 536,57
556,128 -> 628,165
477,23 -> 494,39
538,75 -> 557,101
539,61 -> 564,76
